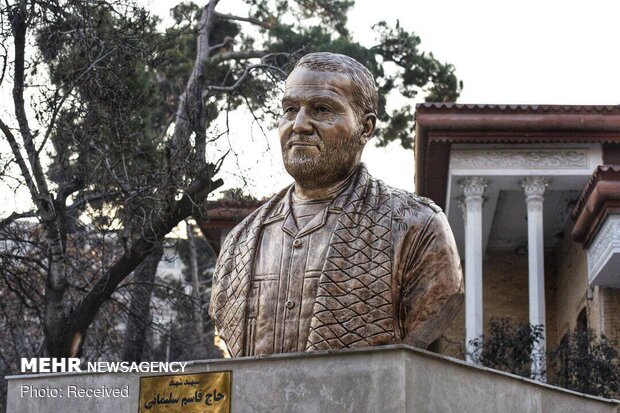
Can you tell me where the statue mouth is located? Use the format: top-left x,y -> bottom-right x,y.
288,140 -> 322,150
291,142 -> 319,147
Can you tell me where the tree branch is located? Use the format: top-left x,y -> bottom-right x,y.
0,210 -> 37,230
206,63 -> 284,93
117,281 -> 209,305
207,49 -> 270,65
0,43 -> 7,85
214,11 -> 272,29
170,1 -> 221,173
10,2 -> 52,203
66,190 -> 123,212
10,1 -> 68,356
0,118 -> 39,202
56,177 -> 84,204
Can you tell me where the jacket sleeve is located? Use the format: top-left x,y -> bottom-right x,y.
399,210 -> 464,348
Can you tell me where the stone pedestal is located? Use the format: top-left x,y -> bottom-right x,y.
6,345 -> 619,413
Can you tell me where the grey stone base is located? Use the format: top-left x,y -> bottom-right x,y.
6,345 -> 620,412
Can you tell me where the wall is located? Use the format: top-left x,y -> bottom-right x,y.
602,287 -> 620,345
548,221 -> 620,350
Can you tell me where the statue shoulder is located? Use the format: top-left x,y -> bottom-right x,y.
384,184 -> 443,216
362,172 -> 440,214
220,187 -> 289,249
413,193 -> 442,214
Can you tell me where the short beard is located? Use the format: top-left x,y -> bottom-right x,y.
282,129 -> 362,190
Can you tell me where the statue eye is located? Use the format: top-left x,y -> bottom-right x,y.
315,105 -> 330,113
284,106 -> 297,114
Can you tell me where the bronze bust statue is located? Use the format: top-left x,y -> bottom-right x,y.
210,52 -> 463,357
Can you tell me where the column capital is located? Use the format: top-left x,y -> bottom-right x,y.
459,177 -> 488,213
459,177 -> 488,199
520,176 -> 549,198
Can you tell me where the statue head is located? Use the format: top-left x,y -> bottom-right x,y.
279,52 -> 378,192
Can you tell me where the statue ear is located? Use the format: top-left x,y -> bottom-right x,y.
359,113 -> 377,145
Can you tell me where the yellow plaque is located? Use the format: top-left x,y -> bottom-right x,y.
138,371 -> 231,412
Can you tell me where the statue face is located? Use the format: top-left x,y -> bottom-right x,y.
279,67 -> 365,190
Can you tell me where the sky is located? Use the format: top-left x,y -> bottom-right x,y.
2,0 -> 620,214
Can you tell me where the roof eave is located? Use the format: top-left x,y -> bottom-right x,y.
413,103 -> 620,209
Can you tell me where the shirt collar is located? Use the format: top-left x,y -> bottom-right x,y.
262,163 -> 366,226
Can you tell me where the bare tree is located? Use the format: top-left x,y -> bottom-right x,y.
121,246 -> 163,362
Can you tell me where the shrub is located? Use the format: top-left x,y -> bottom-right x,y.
469,318 -> 619,398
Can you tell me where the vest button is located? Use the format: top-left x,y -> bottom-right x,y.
285,300 -> 295,309
293,239 -> 302,248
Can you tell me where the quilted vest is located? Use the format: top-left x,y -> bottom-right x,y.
210,165 -> 436,357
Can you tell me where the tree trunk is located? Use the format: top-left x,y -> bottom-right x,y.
121,245 -> 163,362
187,222 -> 204,336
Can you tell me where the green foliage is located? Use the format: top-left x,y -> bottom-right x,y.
472,318 -> 620,398
371,20 -> 461,147
243,0 -> 353,35
548,330 -> 619,398
286,0 -> 354,36
469,317 -> 544,378
34,2 -> 169,229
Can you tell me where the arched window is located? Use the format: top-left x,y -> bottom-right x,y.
576,308 -> 588,334
558,333 -> 570,387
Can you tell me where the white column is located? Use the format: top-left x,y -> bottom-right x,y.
460,177 -> 488,363
521,176 -> 549,380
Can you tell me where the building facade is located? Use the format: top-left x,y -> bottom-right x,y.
415,104 -> 620,367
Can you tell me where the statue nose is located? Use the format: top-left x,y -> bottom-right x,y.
292,108 -> 313,135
